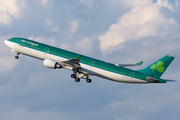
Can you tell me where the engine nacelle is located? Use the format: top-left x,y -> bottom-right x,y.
43,59 -> 62,69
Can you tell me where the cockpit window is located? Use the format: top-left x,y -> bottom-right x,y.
9,39 -> 12,41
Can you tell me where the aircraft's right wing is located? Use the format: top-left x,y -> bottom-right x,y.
59,58 -> 83,71
58,56 -> 89,79
115,61 -> 143,67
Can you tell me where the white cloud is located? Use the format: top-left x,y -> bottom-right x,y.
0,104 -> 71,120
53,26 -> 59,32
28,36 -> 56,46
75,38 -> 93,54
98,3 -> 179,53
69,20 -> 79,34
39,0 -> 48,5
0,0 -> 24,25
61,38 -> 93,54
45,19 -> 59,32
175,0 -> 180,6
0,56 -> 18,75
39,0 -> 54,7
175,1 -> 180,14
45,19 -> 52,26
0,36 -> 18,75
157,0 -> 174,12
117,0 -> 153,7
0,11 -> 12,25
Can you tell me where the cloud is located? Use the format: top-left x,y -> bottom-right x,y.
0,36 -> 18,75
0,0 -> 25,25
53,26 -> 59,32
27,36 -> 56,46
39,0 -> 48,5
0,104 -> 71,120
39,0 -> 52,5
175,1 -> 180,14
157,0 -> 174,12
69,20 -> 79,34
98,2 -> 179,53
39,0 -> 55,8
61,38 -> 93,54
105,88 -> 180,120
45,19 -> 53,26
120,0 -> 153,7
75,38 -> 93,54
74,0 -> 96,20
45,19 -> 59,32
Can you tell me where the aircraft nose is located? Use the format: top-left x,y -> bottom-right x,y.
4,40 -> 7,45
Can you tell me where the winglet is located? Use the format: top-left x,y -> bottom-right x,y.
77,55 -> 81,59
136,61 -> 143,65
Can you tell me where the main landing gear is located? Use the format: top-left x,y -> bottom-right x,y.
15,52 -> 20,59
71,74 -> 92,83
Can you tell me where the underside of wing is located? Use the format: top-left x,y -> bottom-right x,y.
59,58 -> 82,70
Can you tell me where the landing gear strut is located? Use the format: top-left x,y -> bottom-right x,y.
15,52 -> 20,59
71,74 -> 80,82
71,74 -> 92,83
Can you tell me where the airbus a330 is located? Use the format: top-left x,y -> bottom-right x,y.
4,38 -> 176,84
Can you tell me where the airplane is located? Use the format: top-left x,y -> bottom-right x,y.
4,37 -> 176,84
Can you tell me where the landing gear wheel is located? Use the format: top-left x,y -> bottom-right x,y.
15,56 -> 19,59
86,79 -> 92,83
71,74 -> 76,78
75,78 -> 80,82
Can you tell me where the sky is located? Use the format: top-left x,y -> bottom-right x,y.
0,0 -> 180,120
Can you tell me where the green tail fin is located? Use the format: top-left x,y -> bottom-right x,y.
137,55 -> 175,78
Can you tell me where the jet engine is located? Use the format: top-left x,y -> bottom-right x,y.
43,59 -> 62,69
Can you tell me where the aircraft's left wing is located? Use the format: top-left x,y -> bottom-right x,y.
115,61 -> 143,67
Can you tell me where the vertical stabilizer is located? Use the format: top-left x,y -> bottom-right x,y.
137,55 -> 174,78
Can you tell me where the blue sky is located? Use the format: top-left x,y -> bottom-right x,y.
0,0 -> 180,120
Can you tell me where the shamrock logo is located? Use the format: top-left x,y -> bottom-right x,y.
150,61 -> 165,73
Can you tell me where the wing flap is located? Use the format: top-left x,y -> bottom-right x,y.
59,58 -> 82,70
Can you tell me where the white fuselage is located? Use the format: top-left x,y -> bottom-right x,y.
4,40 -> 148,83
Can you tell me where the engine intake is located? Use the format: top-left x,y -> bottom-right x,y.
43,59 -> 62,69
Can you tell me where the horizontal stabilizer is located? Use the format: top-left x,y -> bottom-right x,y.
115,61 -> 143,67
146,77 -> 166,83
146,77 -> 177,83
164,79 -> 177,82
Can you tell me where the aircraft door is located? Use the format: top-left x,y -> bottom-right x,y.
89,61 -> 95,68
44,47 -> 49,57
44,47 -> 49,53
15,39 -> 20,46
130,72 -> 135,79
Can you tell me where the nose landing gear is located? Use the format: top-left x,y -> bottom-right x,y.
15,52 -> 20,59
